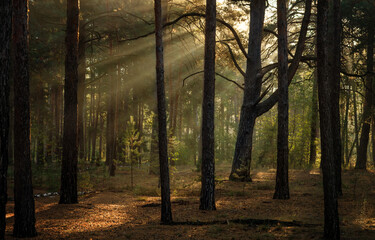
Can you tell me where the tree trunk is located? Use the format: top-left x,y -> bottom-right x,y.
0,0 -> 11,237
356,25 -> 374,170
36,81 -> 45,165
230,0 -> 312,181
59,0 -> 79,204
342,87 -> 349,165
230,0 -> 266,182
155,0 -> 172,224
53,84 -> 63,160
309,75 -> 318,166
372,118 -> 375,167
78,28 -> 86,160
200,0 -> 217,210
274,0 -> 290,200
12,0 -> 37,236
106,39 -> 117,176
91,82 -> 101,162
329,0 -> 342,196
317,0 -> 340,238
99,113 -> 104,161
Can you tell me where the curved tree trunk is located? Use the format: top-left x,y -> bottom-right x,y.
230,0 -> 265,182
0,0 -> 11,238
230,0 -> 312,181
12,0 -> 37,236
60,0 -> 79,204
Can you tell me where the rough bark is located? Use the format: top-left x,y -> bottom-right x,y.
12,0 -> 37,236
274,0 -> 290,200
155,0 -> 172,224
356,25 -> 374,170
60,0 -> 79,204
200,0 -> 216,210
0,0 -> 11,238
329,0 -> 342,196
317,0 -> 340,239
229,0 -> 265,182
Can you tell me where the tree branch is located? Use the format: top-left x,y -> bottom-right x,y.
119,12 -> 248,59
218,41 -> 246,77
182,70 -> 244,90
255,0 -> 312,116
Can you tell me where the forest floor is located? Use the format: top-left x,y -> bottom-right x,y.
4,164 -> 375,240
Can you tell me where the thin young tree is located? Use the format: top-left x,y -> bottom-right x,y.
154,0 -> 172,224
0,0 -> 12,238
200,0 -> 217,210
273,0 -> 290,200
356,25 -> 374,170
317,0 -> 340,238
12,0 -> 37,237
60,0 -> 79,204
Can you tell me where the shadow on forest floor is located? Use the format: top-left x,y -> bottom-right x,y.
4,164 -> 375,239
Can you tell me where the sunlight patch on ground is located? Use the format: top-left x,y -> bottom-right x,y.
309,170 -> 321,175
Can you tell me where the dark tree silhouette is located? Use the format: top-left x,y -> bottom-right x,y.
0,0 -> 11,238
154,0 -> 172,224
273,0 -> 290,200
12,0 -> 37,237
317,0 -> 340,238
329,0 -> 343,197
200,0 -> 217,210
60,0 -> 79,204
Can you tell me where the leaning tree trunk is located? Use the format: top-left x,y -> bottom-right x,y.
274,0 -> 290,200
60,0 -> 79,204
12,0 -> 37,237
0,0 -> 11,238
229,0 -> 266,182
356,25 -> 374,170
155,0 -> 173,224
200,0 -> 216,210
317,0 -> 340,239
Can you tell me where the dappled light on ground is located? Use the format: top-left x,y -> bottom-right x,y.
4,165 -> 375,239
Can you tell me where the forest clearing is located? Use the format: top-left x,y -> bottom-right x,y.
3,164 -> 375,239
1,0 -> 375,239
